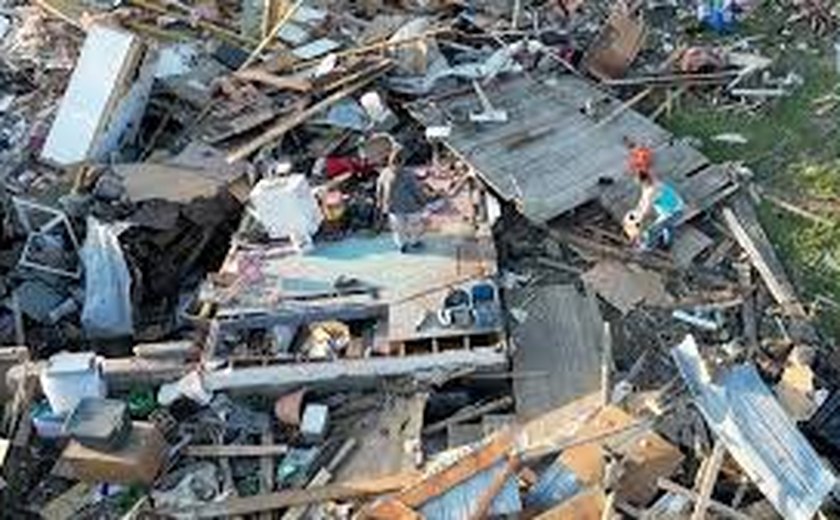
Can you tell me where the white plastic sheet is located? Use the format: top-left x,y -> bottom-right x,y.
81,217 -> 133,338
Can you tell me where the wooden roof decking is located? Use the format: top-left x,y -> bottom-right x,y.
409,75 -> 734,223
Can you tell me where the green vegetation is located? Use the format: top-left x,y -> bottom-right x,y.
659,0 -> 840,337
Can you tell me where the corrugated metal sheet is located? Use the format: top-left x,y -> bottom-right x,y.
672,335 -> 837,520
419,458 -> 522,519
525,460 -> 582,508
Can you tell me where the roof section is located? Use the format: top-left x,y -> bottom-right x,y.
408,75 -> 733,223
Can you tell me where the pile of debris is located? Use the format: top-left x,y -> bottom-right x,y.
0,0 -> 839,517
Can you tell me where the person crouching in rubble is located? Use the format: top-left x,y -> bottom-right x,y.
375,137 -> 428,253
622,139 -> 685,251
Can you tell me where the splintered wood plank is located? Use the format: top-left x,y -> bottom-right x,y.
164,472 -> 420,517
574,407 -> 683,506
469,455 -> 519,520
691,441 -> 726,520
364,498 -> 422,520
583,5 -> 647,79
40,483 -> 96,520
722,194 -> 805,317
397,432 -> 514,508
581,261 -> 674,314
185,444 -> 289,457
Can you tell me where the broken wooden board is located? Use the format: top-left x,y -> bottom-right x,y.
567,406 -> 683,507
722,194 -> 806,318
408,75 -> 715,223
671,225 -> 714,268
366,433 -> 522,519
583,5 -> 646,79
114,163 -> 231,203
775,360 -> 818,421
202,349 -> 507,393
513,285 -> 604,417
336,393 -> 426,482
581,260 -> 674,314
185,444 -> 290,457
163,471 -> 420,517
519,392 -> 603,455
41,25 -> 147,166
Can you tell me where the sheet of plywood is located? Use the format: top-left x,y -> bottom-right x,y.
573,406 -> 683,506
581,260 -> 674,314
513,285 -> 604,417
114,163 -> 227,203
583,6 -> 646,79
41,25 -> 141,165
336,394 -> 426,482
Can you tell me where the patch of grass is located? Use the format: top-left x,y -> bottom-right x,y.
658,0 -> 840,338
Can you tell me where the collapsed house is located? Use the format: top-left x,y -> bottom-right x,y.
0,0 -> 838,517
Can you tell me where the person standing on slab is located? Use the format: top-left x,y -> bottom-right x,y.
375,136 -> 428,253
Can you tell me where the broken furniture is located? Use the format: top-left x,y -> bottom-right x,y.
13,198 -> 81,279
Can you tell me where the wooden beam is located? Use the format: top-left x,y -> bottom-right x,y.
281,438 -> 357,520
736,263 -> 759,357
185,444 -> 289,457
160,471 -> 419,517
364,498 -> 422,520
258,429 -> 275,520
225,61 -> 392,163
601,323 -> 612,406
520,418 -> 652,463
422,396 -> 513,435
469,455 -> 518,520
397,432 -> 514,508
691,441 -> 726,520
722,196 -> 806,318
657,479 -> 753,520
203,349 -> 508,393
40,483 -> 96,520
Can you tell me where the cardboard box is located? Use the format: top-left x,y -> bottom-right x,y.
60,421 -> 166,484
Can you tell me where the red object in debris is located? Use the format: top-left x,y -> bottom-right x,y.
679,47 -> 725,74
324,156 -> 375,179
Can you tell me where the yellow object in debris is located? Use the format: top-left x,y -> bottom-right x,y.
304,321 -> 351,359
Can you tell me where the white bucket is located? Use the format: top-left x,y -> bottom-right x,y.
39,352 -> 106,416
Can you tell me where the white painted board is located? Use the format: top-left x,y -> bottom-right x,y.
41,25 -> 139,166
